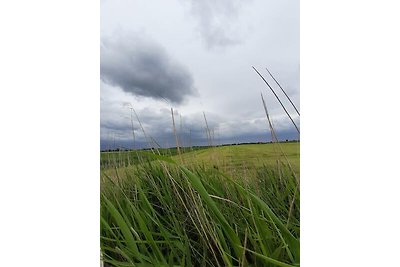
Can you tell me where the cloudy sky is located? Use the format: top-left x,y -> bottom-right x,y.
100,0 -> 299,150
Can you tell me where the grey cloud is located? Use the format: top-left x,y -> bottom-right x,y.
101,34 -> 197,104
100,117 -> 299,150
183,0 -> 250,49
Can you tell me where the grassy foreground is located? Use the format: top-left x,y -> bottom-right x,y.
100,143 -> 300,266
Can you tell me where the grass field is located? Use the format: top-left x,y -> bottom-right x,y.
173,143 -> 299,176
100,146 -> 210,169
101,142 -> 299,176
100,142 -> 300,266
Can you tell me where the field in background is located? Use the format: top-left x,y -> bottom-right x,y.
101,142 -> 299,177
174,143 -> 299,176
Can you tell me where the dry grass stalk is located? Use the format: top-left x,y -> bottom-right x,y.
253,66 -> 299,134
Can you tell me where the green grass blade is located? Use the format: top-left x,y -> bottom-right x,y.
101,194 -> 141,262
180,167 -> 242,261
241,247 -> 296,267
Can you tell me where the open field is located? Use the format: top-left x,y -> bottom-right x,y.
101,142 -> 299,175
101,142 -> 300,266
173,143 -> 299,176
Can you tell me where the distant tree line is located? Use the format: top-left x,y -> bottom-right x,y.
101,140 -> 299,152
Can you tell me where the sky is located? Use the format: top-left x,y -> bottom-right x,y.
100,0 -> 299,150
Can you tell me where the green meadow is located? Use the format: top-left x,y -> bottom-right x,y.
101,143 -> 299,176
173,143 -> 299,176
100,142 -> 300,267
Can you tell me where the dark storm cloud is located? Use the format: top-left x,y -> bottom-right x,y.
100,35 -> 197,104
183,0 -> 250,49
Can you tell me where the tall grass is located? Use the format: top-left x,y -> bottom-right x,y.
100,154 -> 299,266
252,66 -> 299,134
